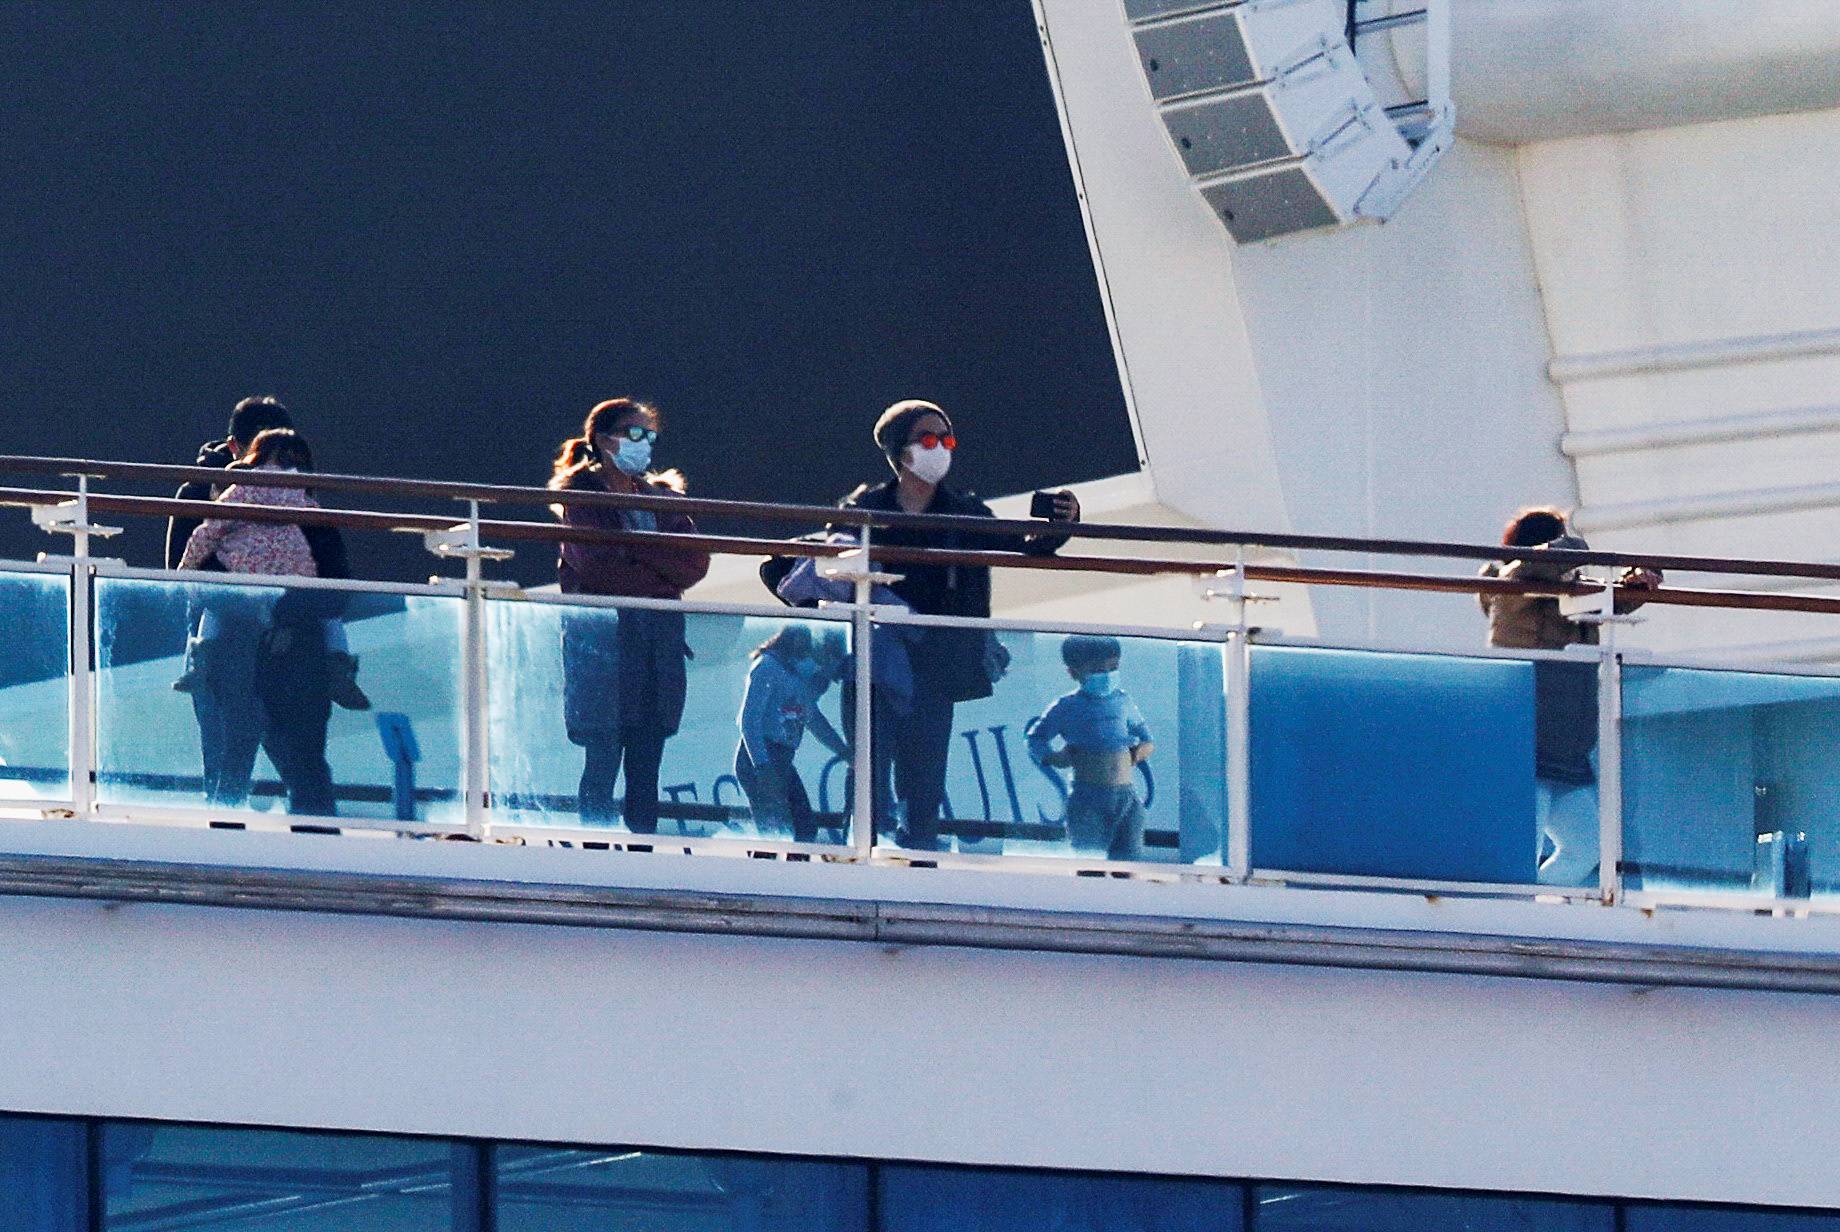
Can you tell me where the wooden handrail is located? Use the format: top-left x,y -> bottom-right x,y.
3,483 -> 1835,618
7,453 -> 1840,582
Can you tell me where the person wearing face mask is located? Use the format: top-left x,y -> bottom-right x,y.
1026,635 -> 1153,861
734,625 -> 851,843
550,398 -> 712,837
834,398 -> 1081,851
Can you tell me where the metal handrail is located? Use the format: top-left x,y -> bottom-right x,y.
8,452 -> 1840,581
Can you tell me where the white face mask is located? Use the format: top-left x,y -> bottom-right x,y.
904,442 -> 952,485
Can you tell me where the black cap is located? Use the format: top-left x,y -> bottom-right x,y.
873,399 -> 952,466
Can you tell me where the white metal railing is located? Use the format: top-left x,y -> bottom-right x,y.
0,491 -> 1834,920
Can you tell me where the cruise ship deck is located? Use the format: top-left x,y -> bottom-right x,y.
0,459 -> 1837,1226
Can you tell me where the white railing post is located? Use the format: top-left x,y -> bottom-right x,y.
808,522 -> 897,861
32,476 -> 122,819
1197,550 -> 1274,882
848,526 -> 878,861
425,502 -> 512,839
67,480 -> 97,819
1598,638 -> 1624,906
1564,577 -> 1632,905
1592,580 -> 1627,906
1225,623 -> 1252,881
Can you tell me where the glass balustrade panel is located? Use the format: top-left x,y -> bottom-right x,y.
1622,664 -> 1840,904
861,620 -> 1227,864
486,598 -> 856,845
94,575 -> 464,825
0,569 -> 70,803
1250,645 -> 1589,887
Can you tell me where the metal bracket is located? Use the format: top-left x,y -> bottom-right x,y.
423,523 -> 514,564
1353,103 -> 1454,220
31,501 -> 122,540
1195,564 -> 1278,634
821,549 -> 902,588
1561,580 -> 1645,629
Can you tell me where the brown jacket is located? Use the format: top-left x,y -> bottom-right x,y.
1479,562 -> 1597,654
1477,555 -> 1597,650
1478,534 -> 1657,649
553,465 -> 711,599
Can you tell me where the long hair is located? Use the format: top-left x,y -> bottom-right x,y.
549,397 -> 684,492
1501,505 -> 1567,548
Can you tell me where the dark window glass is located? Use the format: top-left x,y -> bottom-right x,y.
1254,1185 -> 1613,1232
101,1122 -> 466,1230
0,1112 -> 87,1232
880,1163 -> 1241,1232
494,1146 -> 868,1231
1628,1206 -> 1840,1232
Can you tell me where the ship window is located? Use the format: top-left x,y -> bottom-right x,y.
1253,1185 -> 1614,1232
494,1146 -> 869,1231
0,1112 -> 86,1232
879,1163 -> 1243,1232
1628,1207 -> 1840,1232
99,1123 -> 471,1231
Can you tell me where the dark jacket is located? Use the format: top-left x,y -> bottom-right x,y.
270,525 -> 352,628
835,480 -> 1070,702
165,438 -> 239,570
554,465 -> 710,742
554,466 -> 710,599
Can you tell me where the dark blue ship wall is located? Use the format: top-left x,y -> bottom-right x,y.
0,2 -> 1135,587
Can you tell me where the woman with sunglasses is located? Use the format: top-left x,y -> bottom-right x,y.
550,398 -> 711,837
836,398 -> 1080,851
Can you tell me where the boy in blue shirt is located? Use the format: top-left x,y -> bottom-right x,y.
1026,635 -> 1153,861
736,625 -> 851,843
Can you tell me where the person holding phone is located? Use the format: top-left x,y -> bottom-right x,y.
833,399 -> 1080,851
1480,505 -> 1661,886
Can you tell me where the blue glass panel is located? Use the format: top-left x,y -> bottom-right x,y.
0,569 -> 70,804
870,624 -> 1226,862
0,1112 -> 86,1232
486,599 -> 855,844
1622,665 -> 1840,900
1628,1205 -> 1840,1232
1251,646 -> 1555,883
881,1164 -> 1240,1231
1255,1185 -> 1612,1232
94,576 -> 465,824
495,1146 -> 867,1230
102,1123 -> 463,1230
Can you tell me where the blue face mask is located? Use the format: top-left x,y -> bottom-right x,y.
611,437 -> 653,476
1079,670 -> 1117,698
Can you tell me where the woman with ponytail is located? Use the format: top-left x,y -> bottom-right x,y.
549,398 -> 711,834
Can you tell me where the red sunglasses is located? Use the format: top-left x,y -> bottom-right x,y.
910,432 -> 957,451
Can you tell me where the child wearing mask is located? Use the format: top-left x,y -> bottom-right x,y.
772,532 -> 917,716
174,429 -> 370,711
735,624 -> 851,843
1026,634 -> 1153,861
